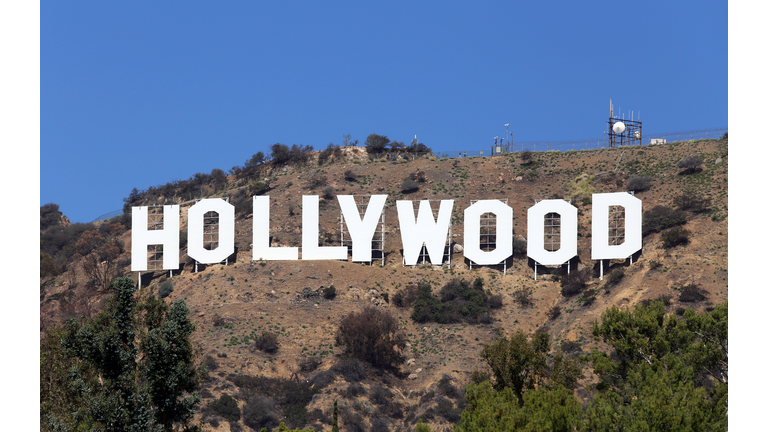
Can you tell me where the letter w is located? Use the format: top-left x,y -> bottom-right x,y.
396,200 -> 453,266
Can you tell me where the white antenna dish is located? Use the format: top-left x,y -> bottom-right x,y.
633,130 -> 641,139
613,122 -> 626,134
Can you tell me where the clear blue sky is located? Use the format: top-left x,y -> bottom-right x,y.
40,1 -> 727,223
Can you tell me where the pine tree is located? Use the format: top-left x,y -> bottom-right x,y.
41,276 -> 204,431
332,400 -> 339,432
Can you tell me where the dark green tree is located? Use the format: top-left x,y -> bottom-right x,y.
364,133 -> 390,154
41,202 -> 63,230
549,350 -> 585,391
247,151 -> 266,168
586,300 -> 727,431
455,381 -> 582,432
406,142 -> 431,154
480,331 -> 550,407
41,277 -> 204,431
141,293 -> 203,429
457,302 -> 727,431
270,143 -> 291,164
331,400 -> 339,432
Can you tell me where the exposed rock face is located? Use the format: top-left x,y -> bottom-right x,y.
364,288 -> 388,307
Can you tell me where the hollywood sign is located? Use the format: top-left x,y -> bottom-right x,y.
131,192 -> 641,271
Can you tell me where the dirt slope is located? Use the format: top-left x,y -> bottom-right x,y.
40,138 -> 728,431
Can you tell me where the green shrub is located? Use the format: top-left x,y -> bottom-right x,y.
202,355 -> 219,371
626,176 -> 652,192
228,374 -> 318,430
560,268 -> 589,297
407,142 -> 432,154
430,397 -> 462,423
335,307 -> 407,368
674,191 -> 711,213
393,283 -> 419,307
560,340 -> 582,354
253,331 -> 280,354
437,374 -> 461,398
308,369 -> 336,389
513,237 -> 527,255
158,280 -> 174,298
470,370 -> 491,384
208,393 -> 240,423
306,173 -> 327,189
678,284 -> 708,303
512,286 -> 533,307
343,170 -> 359,182
520,150 -> 533,164
676,156 -> 704,173
339,406 -> 366,432
410,282 -> 445,323
411,278 -> 495,324
299,356 -> 321,373
322,285 -> 336,299
344,383 -> 367,398
409,170 -> 427,183
400,178 -> 420,193
605,268 -> 625,286
242,396 -> 279,431
661,226 -> 690,248
330,358 -> 367,382
581,287 -> 597,306
642,205 -> 687,236
321,186 -> 335,200
547,305 -> 561,320
640,295 -> 673,307
371,417 -> 392,431
249,181 -> 270,196
231,188 -> 255,217
488,294 -> 504,309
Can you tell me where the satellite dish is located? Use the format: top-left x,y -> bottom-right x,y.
633,130 -> 641,139
613,122 -> 626,134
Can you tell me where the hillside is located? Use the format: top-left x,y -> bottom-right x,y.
40,137 -> 728,431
